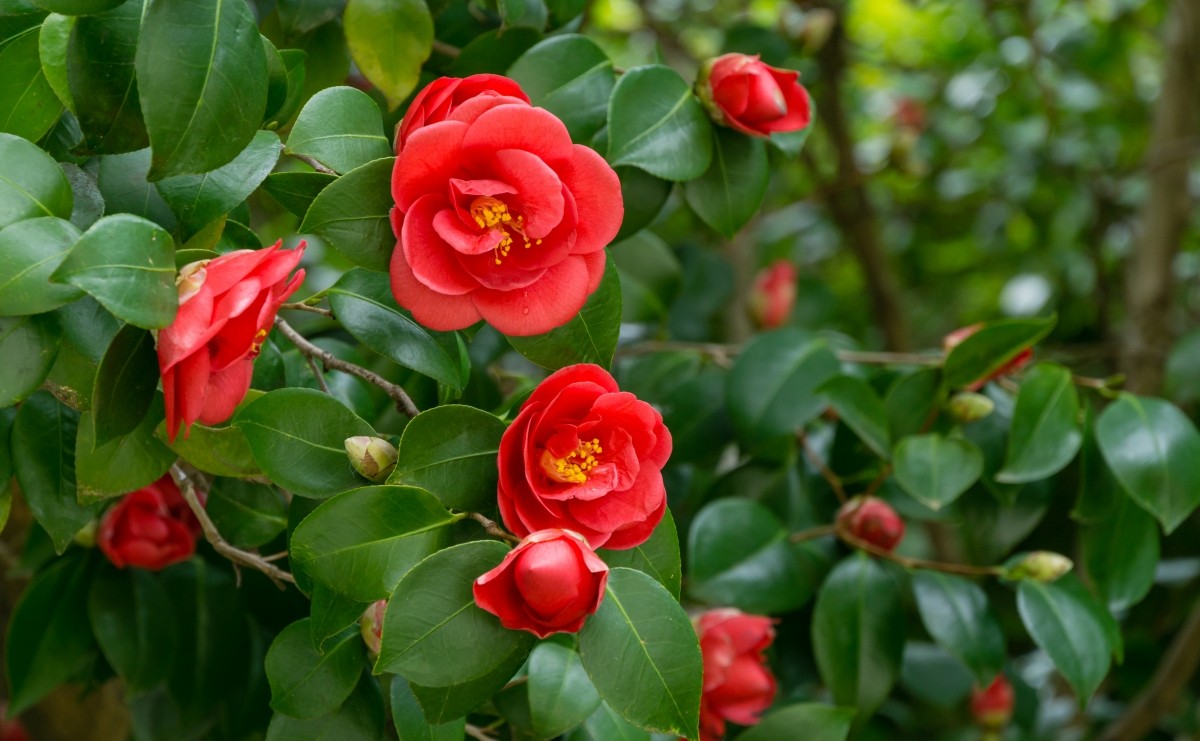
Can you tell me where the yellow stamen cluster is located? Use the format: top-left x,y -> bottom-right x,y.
548,438 -> 604,485
469,196 -> 543,265
249,328 -> 268,358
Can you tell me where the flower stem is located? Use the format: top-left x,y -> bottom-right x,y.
464,512 -> 522,545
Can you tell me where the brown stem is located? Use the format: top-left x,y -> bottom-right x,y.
790,524 -> 837,543
287,152 -> 338,176
798,431 -> 847,503
465,512 -> 522,545
303,354 -> 331,394
464,724 -> 496,741
274,318 -> 419,418
432,39 -> 461,59
168,464 -> 296,589
280,302 -> 333,318
837,525 -> 1003,577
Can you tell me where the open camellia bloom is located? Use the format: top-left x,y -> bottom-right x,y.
389,75 -> 622,336
395,74 -> 530,151
473,529 -> 609,638
158,241 -> 306,441
697,53 -> 812,138
693,609 -> 778,741
98,475 -> 203,571
498,364 -> 672,549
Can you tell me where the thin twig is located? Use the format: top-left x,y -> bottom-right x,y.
615,340 -> 943,368
837,526 -> 1004,577
798,431 -> 847,503
837,349 -> 941,366
789,524 -> 837,543
863,464 -> 893,498
304,354 -> 331,394
262,551 -> 289,562
287,151 -> 338,176
465,512 -> 522,545
280,302 -> 333,318
274,318 -> 419,418
464,724 -> 495,741
432,39 -> 461,58
168,464 -> 296,589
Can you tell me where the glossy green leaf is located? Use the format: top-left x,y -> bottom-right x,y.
91,147 -> 177,229
812,554 -> 905,719
0,23 -> 60,142
738,703 -> 855,741
688,498 -> 829,614
76,397 -> 174,501
87,565 -> 176,692
377,540 -> 535,686
578,567 -> 701,739
528,641 -> 601,739
563,701 -> 650,741
448,28 -> 542,76
66,0 -> 149,154
607,65 -> 712,181
41,296 -> 119,413
892,433 -> 984,510
154,130 -> 281,237
508,34 -> 615,142
39,13 -> 74,112
506,259 -> 622,370
90,324 -> 158,446
136,0 -> 268,179
286,86 -> 391,174
278,0 -> 347,37
386,404 -> 505,512
1096,393 -> 1200,533
326,269 -> 464,388
234,388 -> 375,498
207,477 -> 287,549
0,217 -> 83,315
32,0 -> 125,12
309,584 -> 368,654
160,419 -> 261,478
818,375 -> 892,459
1017,577 -> 1112,703
300,157 -> 394,271
0,131 -> 73,229
884,367 -> 942,439
272,47 -> 308,127
600,509 -> 682,599
266,619 -> 364,719
996,362 -> 1081,483
613,165 -> 672,241
265,672 -> 385,741
290,485 -> 455,601
343,0 -> 432,109
391,675 -> 465,741
683,127 -> 768,238
1082,493 -> 1159,611
0,314 -> 60,408
61,163 -> 103,230
262,170 -> 336,217
610,230 -> 681,322
942,315 -> 1055,390
911,570 -> 1005,684
408,642 -> 530,724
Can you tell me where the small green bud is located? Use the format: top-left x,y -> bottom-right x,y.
1003,551 -> 1073,583
345,436 -> 398,483
73,520 -> 98,548
946,392 -> 995,423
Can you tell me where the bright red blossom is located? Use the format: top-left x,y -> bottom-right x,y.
748,260 -> 797,329
699,53 -> 812,138
943,323 -> 1034,391
389,75 -> 622,337
693,609 -> 777,741
473,529 -> 609,638
837,496 -> 905,552
395,74 -> 530,151
498,364 -> 672,550
98,475 -> 203,571
971,674 -> 1015,730
158,241 -> 306,441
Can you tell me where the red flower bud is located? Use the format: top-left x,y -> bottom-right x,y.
748,260 -> 797,329
693,609 -> 777,741
696,53 -> 812,138
360,599 -> 386,655
473,529 -> 609,638
97,474 -> 203,571
971,674 -> 1015,731
942,324 -> 1034,391
837,496 -> 905,552
0,706 -> 27,741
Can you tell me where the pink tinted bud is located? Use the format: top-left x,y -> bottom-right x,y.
971,674 -> 1015,731
748,260 -> 797,329
360,600 -> 386,655
837,496 -> 905,552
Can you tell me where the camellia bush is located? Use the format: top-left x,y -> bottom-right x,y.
0,0 -> 1197,740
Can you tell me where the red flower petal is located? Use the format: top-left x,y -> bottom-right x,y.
403,194 -> 480,295
471,255 -> 591,336
392,121 -> 469,212
461,105 -> 574,169
561,145 -> 623,254
388,238 -> 482,330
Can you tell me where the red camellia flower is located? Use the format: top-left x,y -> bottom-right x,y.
498,364 -> 672,550
697,53 -> 812,138
389,76 -> 622,337
396,74 -> 530,151
98,474 -> 203,571
942,323 -> 1033,391
837,496 -> 905,552
158,242 -> 306,441
473,529 -> 609,638
970,674 -> 1015,731
693,609 -> 777,741
748,260 -> 797,329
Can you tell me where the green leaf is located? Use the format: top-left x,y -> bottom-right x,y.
233,388 -> 375,498
687,498 -> 829,614
738,704 -> 855,741
448,28 -> 542,76
910,571 -> 1005,685
87,565 -> 176,692
942,316 -> 1055,390
600,509 -> 682,599
265,673 -> 386,741
818,375 -> 892,460
300,157 -> 394,271
76,396 -> 174,501
66,0 -> 149,154
506,259 -> 622,370
0,216 -> 83,315
1072,404 -> 1121,523
290,485 -> 455,602
5,553 -> 97,714
812,554 -> 905,720
39,13 -> 75,113
884,368 -> 942,439
0,131 -> 73,229
528,641 -> 602,739
376,540 -> 535,686
390,675 -> 465,741
610,230 -> 681,322
207,477 -> 287,549
32,0 -> 125,12
409,642 -> 530,723
262,171 -> 336,218
499,0 -> 546,28
578,567 -> 701,739
61,163 -> 104,230
41,296 -> 119,412
310,584 -> 368,653
287,86 -> 391,174
606,65 -> 713,181
136,0 -> 268,179
90,324 -> 158,446
12,391 -> 101,552
1095,393 -> 1200,533
160,419 -> 261,478
0,314 -> 60,408
0,23 -> 60,142
266,619 -> 364,719
508,34 -> 615,143
563,701 -> 650,741
727,329 -> 840,454
892,433 -> 984,510
343,0 -> 432,109
326,268 -> 464,388
91,148 -> 177,229
1017,577 -> 1112,703
996,363 -> 1081,483
0,407 -> 12,528
613,166 -> 672,241
1081,493 -> 1159,611
682,127 -> 768,238
154,130 -> 281,237
278,0 -> 347,37
386,405 -> 505,512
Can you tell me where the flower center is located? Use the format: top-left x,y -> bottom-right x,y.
469,196 -> 542,265
248,328 -> 268,358
541,438 -> 603,485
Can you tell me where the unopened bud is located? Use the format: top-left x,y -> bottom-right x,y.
73,520 -> 97,548
970,674 -> 1014,731
1004,551 -> 1073,583
836,496 -> 905,552
360,599 -> 386,655
345,436 -> 398,483
946,392 -> 995,423
175,259 -> 210,303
